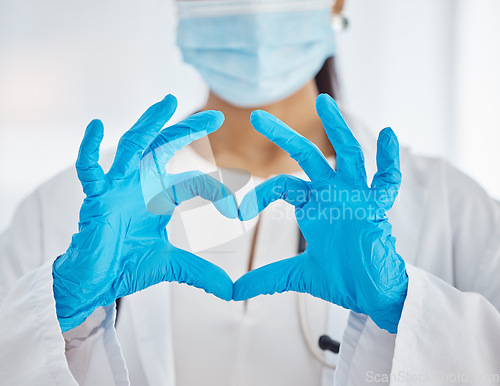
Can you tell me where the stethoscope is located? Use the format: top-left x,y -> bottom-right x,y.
297,231 -> 341,370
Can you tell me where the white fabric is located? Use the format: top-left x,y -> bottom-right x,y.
168,154 -> 330,385
1,117 -> 500,385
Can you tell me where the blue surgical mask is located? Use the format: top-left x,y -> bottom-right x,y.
177,0 -> 336,107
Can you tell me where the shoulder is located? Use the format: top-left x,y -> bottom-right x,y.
12,149 -> 116,259
344,107 -> 495,211
343,108 -> 500,231
401,150 -> 498,214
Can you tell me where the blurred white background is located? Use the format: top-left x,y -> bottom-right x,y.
0,0 -> 499,232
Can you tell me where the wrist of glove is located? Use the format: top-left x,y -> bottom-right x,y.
355,223 -> 408,332
357,230 -> 408,333
52,244 -> 118,333
310,214 -> 409,333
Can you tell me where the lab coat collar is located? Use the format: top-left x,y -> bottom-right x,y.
126,283 -> 176,386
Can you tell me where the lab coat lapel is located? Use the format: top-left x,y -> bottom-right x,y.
388,147 -> 429,266
345,113 -> 428,265
127,283 -> 176,386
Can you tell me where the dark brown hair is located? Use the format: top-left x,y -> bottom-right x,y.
314,56 -> 339,100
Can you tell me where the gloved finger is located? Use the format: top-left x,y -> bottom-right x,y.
107,94 -> 177,179
371,127 -> 401,209
238,174 -> 311,221
139,111 -> 225,210
315,94 -> 367,186
145,110 -> 224,167
169,247 -> 234,301
76,119 -> 105,194
250,110 -> 334,182
145,170 -> 239,219
114,246 -> 234,301
233,256 -> 305,301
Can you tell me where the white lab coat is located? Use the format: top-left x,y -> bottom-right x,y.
1,115 -> 500,385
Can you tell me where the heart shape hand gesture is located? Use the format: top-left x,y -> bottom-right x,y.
53,93 -> 408,334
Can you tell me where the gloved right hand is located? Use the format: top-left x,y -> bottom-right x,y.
53,95 -> 238,333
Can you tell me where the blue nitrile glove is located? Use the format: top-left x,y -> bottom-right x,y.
235,94 -> 408,333
53,95 -> 238,332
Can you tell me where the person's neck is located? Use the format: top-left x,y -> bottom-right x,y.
193,80 -> 334,178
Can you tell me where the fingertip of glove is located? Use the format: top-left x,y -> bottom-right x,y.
232,284 -> 255,302
315,93 -> 338,111
218,196 -> 239,220
315,94 -> 342,125
87,119 -> 103,129
315,93 -> 330,106
84,120 -> 104,140
231,284 -> 245,302
380,127 -> 396,138
204,287 -> 232,302
162,94 -> 178,107
378,127 -> 400,152
214,276 -> 234,302
155,94 -> 178,118
237,196 -> 259,222
193,110 -> 225,132
237,208 -> 250,222
250,109 -> 266,124
250,110 -> 284,135
210,110 -> 225,127
214,289 -> 233,302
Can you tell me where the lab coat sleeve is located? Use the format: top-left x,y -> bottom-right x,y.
392,162 -> 500,385
0,261 -> 77,385
334,160 -> 500,386
444,162 -> 500,300
334,261 -> 500,386
391,163 -> 500,385
391,263 -> 500,385
0,179 -> 129,385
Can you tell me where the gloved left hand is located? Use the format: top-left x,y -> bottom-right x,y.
235,94 -> 408,333
53,95 -> 238,332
